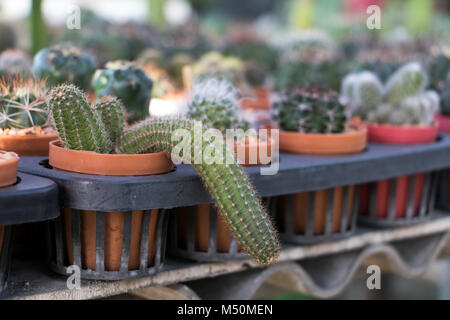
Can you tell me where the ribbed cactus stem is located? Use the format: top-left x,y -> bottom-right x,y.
94,97 -> 126,146
48,84 -> 112,153
117,118 -> 280,265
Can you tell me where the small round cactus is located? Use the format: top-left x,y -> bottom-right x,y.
0,76 -> 49,130
274,86 -> 347,134
187,78 -> 249,134
92,60 -> 153,123
0,49 -> 32,78
32,43 -> 96,90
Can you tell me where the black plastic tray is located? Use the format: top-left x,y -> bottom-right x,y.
17,135 -> 450,212
0,173 -> 59,226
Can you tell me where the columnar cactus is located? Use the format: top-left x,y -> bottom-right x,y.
48,84 -> 112,153
341,62 -> 440,126
32,43 -> 96,90
0,76 -> 49,129
273,87 -> 347,134
92,60 -> 153,123
117,118 -> 280,265
0,49 -> 32,78
187,78 -> 249,134
94,97 -> 126,146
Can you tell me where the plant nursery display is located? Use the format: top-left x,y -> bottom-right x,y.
0,76 -> 57,156
341,62 -> 440,225
92,60 -> 154,123
32,43 -> 96,90
47,84 -> 280,267
0,151 -> 18,188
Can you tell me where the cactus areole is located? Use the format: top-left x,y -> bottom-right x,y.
47,84 -> 280,265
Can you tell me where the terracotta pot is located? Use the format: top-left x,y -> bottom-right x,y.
49,140 -> 174,176
62,208 -> 160,271
233,138 -> 272,166
0,132 -> 58,156
276,186 -> 355,236
435,114 -> 450,134
367,124 -> 437,144
279,129 -> 367,155
0,151 -> 19,188
240,87 -> 271,110
360,125 -> 433,221
176,205 -> 240,254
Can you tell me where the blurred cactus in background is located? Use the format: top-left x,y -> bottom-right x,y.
0,23 -> 16,53
0,76 -> 49,130
341,62 -> 440,126
30,0 -> 48,55
32,43 -> 96,90
274,86 -> 347,133
0,49 -> 32,78
92,60 -> 153,123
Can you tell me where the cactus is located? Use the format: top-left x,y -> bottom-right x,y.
94,97 -> 126,146
440,75 -> 450,116
0,76 -> 49,129
429,54 -> 450,91
187,78 -> 249,134
0,49 -> 32,78
341,62 -> 439,126
274,87 -> 347,134
117,118 -> 280,265
32,43 -> 96,90
0,23 -> 16,52
48,84 -> 112,153
92,60 -> 153,123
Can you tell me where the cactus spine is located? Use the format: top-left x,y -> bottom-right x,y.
117,118 -> 280,265
94,97 -> 126,146
48,84 -> 112,153
274,87 -> 347,133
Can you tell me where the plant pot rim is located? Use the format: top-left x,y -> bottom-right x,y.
279,128 -> 367,155
49,140 -> 174,176
366,123 -> 438,144
0,151 -> 19,188
0,130 -> 59,156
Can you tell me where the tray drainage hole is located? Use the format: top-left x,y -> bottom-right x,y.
39,159 -> 53,170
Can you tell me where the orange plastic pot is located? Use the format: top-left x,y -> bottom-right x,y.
279,129 -> 367,155
0,151 -> 19,188
367,124 -> 438,144
276,186 -> 355,236
435,114 -> 450,134
49,140 -> 174,176
0,132 -> 58,156
176,205 -> 239,254
62,209 -> 160,271
240,87 -> 271,110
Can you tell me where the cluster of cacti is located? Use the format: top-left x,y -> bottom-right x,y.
32,43 -> 96,90
47,84 -> 280,265
191,52 -> 250,94
92,60 -> 153,123
0,49 -> 32,78
0,76 -> 49,130
273,86 -> 347,134
187,78 -> 249,134
341,62 -> 440,126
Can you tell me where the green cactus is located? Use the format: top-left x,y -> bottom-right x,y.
92,60 -> 153,123
341,62 -> 439,126
385,62 -> 428,106
0,76 -> 49,130
32,43 -> 96,90
0,49 -> 32,78
0,23 -> 16,52
48,84 -> 112,153
429,54 -> 450,91
117,118 -> 280,265
274,87 -> 347,134
440,75 -> 450,116
94,97 -> 126,146
187,78 -> 249,134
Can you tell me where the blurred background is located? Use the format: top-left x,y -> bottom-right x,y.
0,0 -> 449,300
